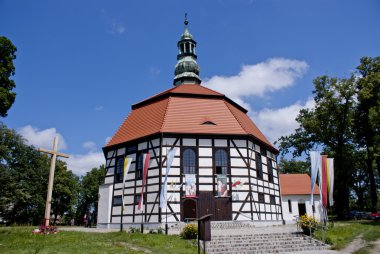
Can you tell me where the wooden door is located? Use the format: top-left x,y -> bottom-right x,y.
298,203 -> 306,216
197,192 -> 215,220
182,199 -> 197,221
215,197 -> 232,221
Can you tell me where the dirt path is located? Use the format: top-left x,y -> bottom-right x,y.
340,234 -> 366,253
371,239 -> 380,254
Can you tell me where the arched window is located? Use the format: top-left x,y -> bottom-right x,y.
214,149 -> 228,175
182,148 -> 196,174
115,157 -> 124,183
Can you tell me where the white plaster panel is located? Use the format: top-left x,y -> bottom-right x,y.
263,188 -> 270,194
199,147 -> 212,157
114,183 -> 123,189
124,205 -> 134,213
148,169 -> 159,177
239,183 -> 250,191
275,190 -> 279,196
167,167 -> 180,176
124,216 -> 133,223
126,173 -> 135,181
163,138 -> 177,146
199,139 -> 212,147
151,138 -> 160,147
199,157 -> 212,167
104,177 -> 113,184
250,160 -> 256,169
263,174 -> 268,181
254,144 -> 260,152
109,158 -> 115,167
266,214 -> 271,220
114,190 -> 122,196
269,183 -> 274,189
230,158 -> 246,167
117,148 -> 125,156
170,204 -> 180,213
258,186 -> 264,193
265,204 -> 271,211
232,203 -> 242,211
150,215 -> 159,222
107,151 -> 114,159
112,216 -> 121,223
138,142 -> 147,151
199,185 -> 213,191
148,184 -> 159,192
230,148 -> 240,157
214,139 -> 227,147
238,148 -> 247,156
165,177 -> 181,184
261,155 -> 267,164
147,193 -> 157,202
171,157 -> 180,167
253,213 -> 259,220
252,192 -> 258,201
274,178 -> 279,184
276,197 -> 280,204
265,194 -> 270,203
250,178 -> 257,184
149,177 -> 159,184
233,139 -> 246,148
199,177 -> 213,184
183,138 -> 196,146
106,167 -> 114,176
259,204 -> 265,211
112,206 -> 121,215
269,189 -> 274,195
199,168 -> 212,176
257,180 -> 263,186
242,203 -> 251,212
231,168 -> 248,175
251,185 -> 258,192
168,192 -> 180,202
262,165 -> 268,173
124,188 -> 135,194
146,204 -> 154,212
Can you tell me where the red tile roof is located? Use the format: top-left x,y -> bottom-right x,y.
280,174 -> 319,195
106,84 -> 276,151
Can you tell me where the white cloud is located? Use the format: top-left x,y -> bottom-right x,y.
18,125 -> 67,150
204,58 -> 309,99
105,136 -> 112,144
94,106 -> 104,111
110,22 -> 126,34
82,141 -> 97,151
250,98 -> 315,143
64,152 -> 105,176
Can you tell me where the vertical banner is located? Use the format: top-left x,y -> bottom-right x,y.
121,157 -> 133,207
321,155 -> 328,207
137,153 -> 151,213
216,175 -> 228,197
160,148 -> 177,209
327,158 -> 334,207
310,151 -> 321,203
185,174 -> 197,197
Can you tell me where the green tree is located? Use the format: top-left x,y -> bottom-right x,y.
51,160 -> 80,225
0,36 -> 17,117
278,75 -> 357,218
76,166 -> 105,225
278,158 -> 310,174
354,56 -> 380,212
0,123 -> 49,224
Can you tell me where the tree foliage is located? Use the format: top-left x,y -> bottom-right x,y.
278,158 -> 310,174
278,56 -> 380,216
0,36 -> 17,117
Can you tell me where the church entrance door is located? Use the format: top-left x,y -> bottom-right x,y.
182,198 -> 197,221
197,191 -> 232,221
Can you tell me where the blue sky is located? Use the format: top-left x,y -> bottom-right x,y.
1,0 -> 379,175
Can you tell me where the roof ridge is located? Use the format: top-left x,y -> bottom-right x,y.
195,85 -> 223,95
159,96 -> 172,132
223,100 -> 248,134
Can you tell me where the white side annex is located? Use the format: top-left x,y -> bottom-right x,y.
281,194 -> 322,224
97,136 -> 283,229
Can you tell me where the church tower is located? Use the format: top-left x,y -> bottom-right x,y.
174,14 -> 201,86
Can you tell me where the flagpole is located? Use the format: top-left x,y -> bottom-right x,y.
120,181 -> 126,232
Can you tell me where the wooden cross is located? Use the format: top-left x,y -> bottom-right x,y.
38,136 -> 69,226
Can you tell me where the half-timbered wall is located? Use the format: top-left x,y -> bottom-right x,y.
98,135 -> 283,227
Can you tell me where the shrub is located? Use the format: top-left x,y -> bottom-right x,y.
300,214 -> 319,235
180,224 -> 197,239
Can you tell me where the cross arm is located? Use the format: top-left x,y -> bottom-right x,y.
38,148 -> 70,158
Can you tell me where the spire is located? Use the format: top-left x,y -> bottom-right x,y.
173,14 -> 201,86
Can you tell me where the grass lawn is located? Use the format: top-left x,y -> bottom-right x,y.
314,220 -> 380,251
0,227 -> 197,254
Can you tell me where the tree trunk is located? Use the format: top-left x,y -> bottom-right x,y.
366,147 -> 377,213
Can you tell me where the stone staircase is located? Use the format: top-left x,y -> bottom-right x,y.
169,221 -> 332,253
206,222 -> 332,254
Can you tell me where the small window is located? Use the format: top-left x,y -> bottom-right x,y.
256,152 -> 263,180
214,149 -> 228,175
260,147 -> 267,156
270,195 -> 276,205
258,193 -> 265,203
312,203 -> 315,213
288,200 -> 292,213
136,152 -> 144,180
182,148 -> 197,174
134,194 -> 141,204
114,157 -> 124,183
113,195 -> 122,206
267,158 -> 274,183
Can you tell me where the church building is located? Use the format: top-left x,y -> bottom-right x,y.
97,18 -> 283,229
